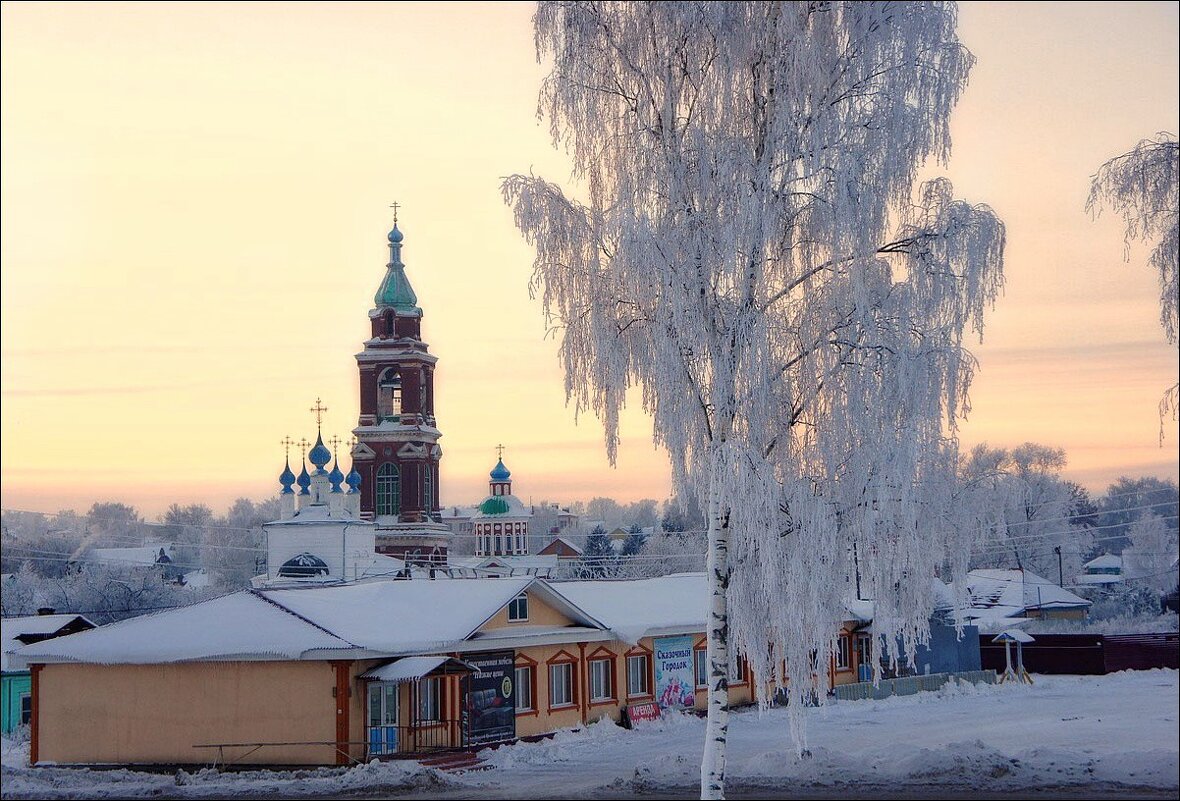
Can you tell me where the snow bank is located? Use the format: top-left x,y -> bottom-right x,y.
1,742 -> 456,801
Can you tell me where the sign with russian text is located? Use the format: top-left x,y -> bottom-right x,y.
627,701 -> 661,725
653,635 -> 697,711
461,650 -> 515,745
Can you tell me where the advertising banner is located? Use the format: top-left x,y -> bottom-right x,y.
653,635 -> 697,711
461,650 -> 515,745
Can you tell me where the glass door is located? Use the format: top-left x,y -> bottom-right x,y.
367,682 -> 399,756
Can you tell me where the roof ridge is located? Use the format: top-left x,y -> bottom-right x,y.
250,589 -> 360,649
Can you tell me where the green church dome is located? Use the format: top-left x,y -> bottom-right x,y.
478,496 -> 510,515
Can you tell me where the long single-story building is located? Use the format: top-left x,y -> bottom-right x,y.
11,573 -> 882,767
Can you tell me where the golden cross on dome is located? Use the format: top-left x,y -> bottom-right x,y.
496,443 -> 505,460
298,437 -> 311,457
348,435 -> 358,450
280,436 -> 294,458
309,398 -> 328,429
389,201 -> 400,225
329,435 -> 342,453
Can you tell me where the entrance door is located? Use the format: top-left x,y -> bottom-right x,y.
367,682 -> 399,756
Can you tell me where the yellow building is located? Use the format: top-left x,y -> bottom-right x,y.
13,574 -> 865,767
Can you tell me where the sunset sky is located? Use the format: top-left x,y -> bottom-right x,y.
2,2 -> 1177,519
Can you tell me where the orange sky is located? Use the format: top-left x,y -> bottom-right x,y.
2,2 -> 1177,518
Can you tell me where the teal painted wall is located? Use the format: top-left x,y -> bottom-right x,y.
2,673 -> 32,734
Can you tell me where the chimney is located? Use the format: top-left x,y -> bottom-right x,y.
37,607 -> 55,616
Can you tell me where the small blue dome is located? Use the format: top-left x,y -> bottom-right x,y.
296,464 -> 311,495
328,458 -> 345,493
346,464 -> 363,493
387,224 -> 403,243
490,458 -> 511,482
308,433 -> 331,472
279,459 -> 296,495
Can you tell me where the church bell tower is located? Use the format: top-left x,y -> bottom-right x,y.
350,208 -> 451,563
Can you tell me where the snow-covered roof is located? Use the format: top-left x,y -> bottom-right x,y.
1083,554 -> 1123,571
555,574 -> 709,643
992,628 -> 1036,644
2,614 -> 95,671
254,576 -> 602,655
9,594 -> 353,668
450,555 -> 558,573
539,536 -> 583,555
265,503 -> 369,527
964,569 -> 1091,620
358,656 -> 477,683
84,544 -> 175,568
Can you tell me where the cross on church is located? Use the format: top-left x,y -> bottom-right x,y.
280,436 -> 294,458
496,443 -> 505,460
309,398 -> 328,429
329,435 -> 342,454
390,201 -> 400,225
297,437 -> 311,458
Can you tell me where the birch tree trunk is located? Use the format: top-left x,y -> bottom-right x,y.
701,449 -> 731,800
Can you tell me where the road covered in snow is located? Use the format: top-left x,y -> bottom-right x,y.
3,670 -> 1177,799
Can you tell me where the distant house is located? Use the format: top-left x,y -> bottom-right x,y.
538,536 -> 583,560
1074,554 -> 1124,588
81,544 -> 184,582
957,569 -> 1091,631
1,612 -> 94,733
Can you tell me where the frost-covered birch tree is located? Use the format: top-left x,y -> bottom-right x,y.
503,4 -> 1004,797
1087,133 -> 1180,423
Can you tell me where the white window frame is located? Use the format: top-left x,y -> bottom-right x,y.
549,662 -> 574,708
694,648 -> 708,688
515,665 -> 533,712
508,593 -> 529,622
836,635 -> 850,670
589,658 -> 612,702
626,654 -> 650,698
728,653 -> 747,684
417,676 -> 441,722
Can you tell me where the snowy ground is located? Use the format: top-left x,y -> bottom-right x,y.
3,670 -> 1177,799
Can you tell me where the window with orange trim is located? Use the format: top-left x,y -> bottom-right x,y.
546,650 -> 579,710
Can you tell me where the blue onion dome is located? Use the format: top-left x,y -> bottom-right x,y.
279,459 -> 296,495
346,464 -> 363,493
387,224 -> 403,243
296,464 -> 312,495
328,457 -> 345,493
308,433 -> 332,472
490,458 -> 511,482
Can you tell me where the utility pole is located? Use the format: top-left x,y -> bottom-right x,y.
1054,545 -> 1063,587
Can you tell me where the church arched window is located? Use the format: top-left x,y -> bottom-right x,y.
378,368 -> 402,420
376,463 -> 401,516
423,464 -> 434,517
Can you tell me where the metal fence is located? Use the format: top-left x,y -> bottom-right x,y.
832,669 -> 997,702
978,632 -> 1178,675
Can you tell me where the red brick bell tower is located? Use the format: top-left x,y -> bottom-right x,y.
350,208 -> 450,563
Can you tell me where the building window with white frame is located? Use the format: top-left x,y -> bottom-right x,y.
694,648 -> 708,688
589,658 -> 613,702
417,676 -> 441,722
515,665 -> 533,712
549,662 -> 574,708
836,635 -> 850,670
728,652 -> 748,684
626,653 -> 650,697
508,593 -> 529,622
